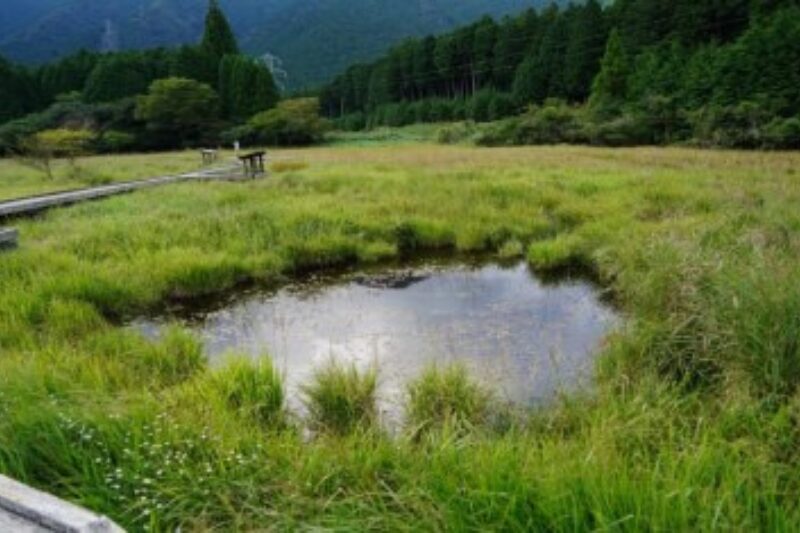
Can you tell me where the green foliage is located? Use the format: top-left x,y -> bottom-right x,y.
210,357 -> 286,429
688,101 -> 774,149
527,234 -> 585,270
712,7 -> 800,115
247,98 -> 328,146
37,50 -> 100,102
478,100 -> 585,146
589,29 -> 630,119
201,0 -> 239,61
468,89 -> 496,122
219,55 -> 279,120
34,128 -> 94,158
513,7 -> 568,106
563,0 -> 607,102
437,122 -> 478,145
406,365 -> 491,433
301,361 -> 377,435
94,130 -> 136,153
321,1 -> 799,152
135,77 -> 219,147
137,327 -> 206,387
83,51 -> 170,104
764,116 -> 800,149
0,55 -> 41,123
170,45 -> 218,86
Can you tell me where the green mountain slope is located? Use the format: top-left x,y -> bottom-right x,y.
0,0 -> 559,88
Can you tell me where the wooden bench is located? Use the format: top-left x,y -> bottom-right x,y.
239,151 -> 267,178
201,149 -> 218,165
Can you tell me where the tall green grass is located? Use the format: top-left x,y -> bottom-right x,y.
1,144 -> 800,529
209,356 -> 286,429
405,364 -> 491,434
302,361 -> 378,435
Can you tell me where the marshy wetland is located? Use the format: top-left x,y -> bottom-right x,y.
1,142 -> 800,530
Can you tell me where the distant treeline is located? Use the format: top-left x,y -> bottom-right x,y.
321,0 -> 800,148
0,1 -> 327,156
0,1 -> 276,124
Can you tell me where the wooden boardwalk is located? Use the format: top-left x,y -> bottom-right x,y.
0,163 -> 243,250
0,228 -> 18,249
0,163 -> 241,219
0,475 -> 124,532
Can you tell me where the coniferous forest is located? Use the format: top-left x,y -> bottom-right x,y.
320,0 -> 800,149
0,1 -> 292,154
2,0 -> 800,155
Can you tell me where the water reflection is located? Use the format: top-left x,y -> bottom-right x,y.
135,261 -> 619,406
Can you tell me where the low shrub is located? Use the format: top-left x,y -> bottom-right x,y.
586,113 -> 655,147
94,130 -> 136,153
436,122 -> 477,145
248,98 -> 329,146
476,100 -> 586,146
764,116 -> 800,149
688,102 -> 773,149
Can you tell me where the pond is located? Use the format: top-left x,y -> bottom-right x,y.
134,259 -> 619,409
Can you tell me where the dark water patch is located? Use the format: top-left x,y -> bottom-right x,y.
133,259 -> 619,408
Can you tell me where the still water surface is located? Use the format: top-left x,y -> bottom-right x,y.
135,260 -> 619,407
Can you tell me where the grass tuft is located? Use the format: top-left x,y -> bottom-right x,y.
527,233 -> 585,270
302,361 -> 378,436
405,364 -> 491,434
210,356 -> 286,429
137,327 -> 206,387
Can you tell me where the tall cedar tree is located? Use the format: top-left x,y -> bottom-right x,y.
589,29 -> 630,118
37,51 -> 100,102
219,55 -> 279,119
171,45 -> 218,86
513,6 -> 566,105
0,57 -> 41,123
563,0 -> 607,102
201,0 -> 239,61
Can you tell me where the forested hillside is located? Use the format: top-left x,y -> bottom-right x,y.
321,0 -> 800,149
0,0 -> 557,88
0,1 -> 292,154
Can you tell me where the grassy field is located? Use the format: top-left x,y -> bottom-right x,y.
1,140 -> 800,531
0,150 -> 206,201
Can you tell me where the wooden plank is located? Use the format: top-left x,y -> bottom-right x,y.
0,227 -> 18,249
0,475 -> 125,532
0,175 -> 188,218
0,162 -> 243,221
